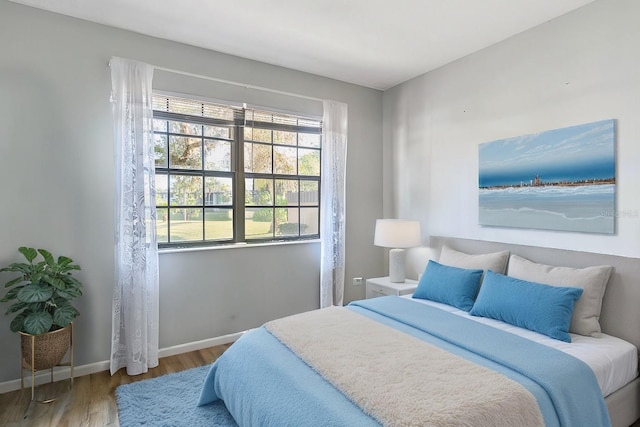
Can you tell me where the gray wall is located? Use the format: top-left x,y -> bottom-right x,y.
383,0 -> 640,266
0,1 -> 384,383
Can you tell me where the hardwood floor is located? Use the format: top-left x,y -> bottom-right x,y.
0,344 -> 231,427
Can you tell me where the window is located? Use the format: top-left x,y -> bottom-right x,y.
152,94 -> 322,248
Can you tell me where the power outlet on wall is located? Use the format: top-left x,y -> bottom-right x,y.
352,277 -> 364,286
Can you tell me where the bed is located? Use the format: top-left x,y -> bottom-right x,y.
198,237 -> 640,427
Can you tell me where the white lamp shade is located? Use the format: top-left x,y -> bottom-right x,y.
374,219 -> 421,249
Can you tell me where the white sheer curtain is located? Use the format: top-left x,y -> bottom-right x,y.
109,57 -> 159,375
320,100 -> 348,308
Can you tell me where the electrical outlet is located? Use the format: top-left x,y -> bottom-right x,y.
352,277 -> 364,286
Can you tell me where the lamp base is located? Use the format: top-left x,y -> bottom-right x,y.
388,248 -> 406,283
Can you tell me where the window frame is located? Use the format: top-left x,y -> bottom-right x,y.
152,94 -> 322,249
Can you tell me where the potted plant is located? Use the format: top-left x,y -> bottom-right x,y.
0,247 -> 82,371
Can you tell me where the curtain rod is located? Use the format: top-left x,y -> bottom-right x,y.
152,65 -> 325,103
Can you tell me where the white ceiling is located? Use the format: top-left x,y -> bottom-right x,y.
10,0 -> 595,90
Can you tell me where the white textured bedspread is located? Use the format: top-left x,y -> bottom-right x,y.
265,306 -> 544,427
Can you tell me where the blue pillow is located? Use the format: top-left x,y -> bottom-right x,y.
413,260 -> 483,311
469,271 -> 583,342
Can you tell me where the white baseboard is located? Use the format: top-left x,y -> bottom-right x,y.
0,331 -> 245,395
157,330 -> 245,358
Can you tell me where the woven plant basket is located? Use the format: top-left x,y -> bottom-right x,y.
20,325 -> 71,371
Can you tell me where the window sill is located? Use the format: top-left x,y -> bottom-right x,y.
158,239 -> 321,255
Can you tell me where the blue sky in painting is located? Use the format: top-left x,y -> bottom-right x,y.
479,119 -> 615,188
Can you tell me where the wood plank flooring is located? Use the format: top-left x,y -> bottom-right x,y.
0,344 -> 231,427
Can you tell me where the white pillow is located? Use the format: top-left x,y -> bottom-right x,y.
438,246 -> 510,275
507,254 -> 613,337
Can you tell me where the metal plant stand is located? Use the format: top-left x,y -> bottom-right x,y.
20,322 -> 74,403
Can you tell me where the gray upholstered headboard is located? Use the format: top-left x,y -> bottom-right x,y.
429,236 -> 640,349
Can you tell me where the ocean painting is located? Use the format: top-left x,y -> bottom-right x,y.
479,119 -> 615,234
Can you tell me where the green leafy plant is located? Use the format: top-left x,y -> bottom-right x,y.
0,247 -> 82,335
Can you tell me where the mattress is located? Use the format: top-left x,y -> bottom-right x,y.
403,295 -> 638,397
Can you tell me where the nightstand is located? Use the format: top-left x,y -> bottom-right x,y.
365,276 -> 419,299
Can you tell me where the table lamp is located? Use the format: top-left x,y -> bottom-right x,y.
374,219 -> 421,283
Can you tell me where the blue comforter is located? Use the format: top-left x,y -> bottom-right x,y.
198,296 -> 610,427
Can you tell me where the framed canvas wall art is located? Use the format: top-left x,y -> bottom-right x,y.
478,119 -> 615,234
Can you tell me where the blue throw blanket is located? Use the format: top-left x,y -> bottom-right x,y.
199,296 -> 610,427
